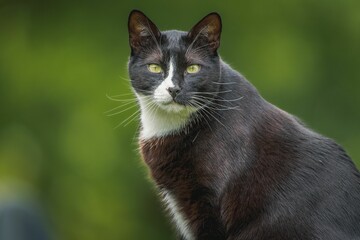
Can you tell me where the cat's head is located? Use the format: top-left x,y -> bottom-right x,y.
128,10 -> 222,114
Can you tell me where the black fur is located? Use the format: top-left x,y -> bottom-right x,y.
128,10 -> 360,240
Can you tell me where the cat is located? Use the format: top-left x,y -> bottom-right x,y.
127,10 -> 360,240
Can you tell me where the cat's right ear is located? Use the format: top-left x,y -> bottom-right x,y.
128,10 -> 161,54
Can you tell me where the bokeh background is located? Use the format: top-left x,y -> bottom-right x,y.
0,0 -> 359,239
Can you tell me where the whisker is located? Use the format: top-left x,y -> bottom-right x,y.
189,100 -> 214,132
106,93 -> 136,99
143,101 -> 159,129
200,105 -> 227,129
215,97 -> 244,102
104,101 -> 137,114
191,92 -> 244,104
188,90 -> 232,95
107,98 -> 137,103
119,75 -> 132,82
191,96 -> 241,111
106,104 -> 138,117
212,81 -> 237,85
114,107 -> 141,129
123,110 -> 141,127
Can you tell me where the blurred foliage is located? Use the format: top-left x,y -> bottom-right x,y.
0,0 -> 359,239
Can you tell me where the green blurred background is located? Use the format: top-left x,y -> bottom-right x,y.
0,0 -> 359,239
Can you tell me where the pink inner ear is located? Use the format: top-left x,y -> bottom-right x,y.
207,21 -> 219,33
134,21 -> 144,31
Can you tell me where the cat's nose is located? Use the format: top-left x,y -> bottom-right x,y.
167,86 -> 181,99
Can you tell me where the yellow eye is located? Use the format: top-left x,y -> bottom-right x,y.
147,64 -> 162,73
186,64 -> 201,74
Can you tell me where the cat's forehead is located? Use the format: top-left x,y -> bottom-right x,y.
159,30 -> 188,62
161,30 -> 187,50
140,30 -> 209,64
141,30 -> 187,63
159,30 -> 205,63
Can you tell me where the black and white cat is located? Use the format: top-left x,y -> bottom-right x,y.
127,10 -> 360,240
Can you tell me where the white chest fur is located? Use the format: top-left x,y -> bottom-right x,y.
136,95 -> 195,139
161,190 -> 194,240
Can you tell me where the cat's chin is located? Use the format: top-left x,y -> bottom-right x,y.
156,101 -> 190,114
136,92 -> 197,115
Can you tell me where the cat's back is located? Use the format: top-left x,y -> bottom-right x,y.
280,122 -> 360,238
246,103 -> 360,239
215,67 -> 360,238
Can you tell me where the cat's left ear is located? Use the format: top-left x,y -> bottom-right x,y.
188,12 -> 222,52
128,10 -> 161,53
